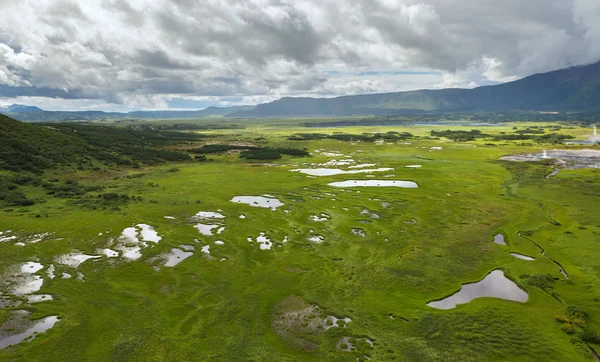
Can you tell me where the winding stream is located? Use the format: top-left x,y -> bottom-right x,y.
517,232 -> 568,279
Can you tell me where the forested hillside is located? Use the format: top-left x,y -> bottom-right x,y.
0,114 -> 199,173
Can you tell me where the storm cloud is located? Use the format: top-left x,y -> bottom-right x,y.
1,0 -> 599,110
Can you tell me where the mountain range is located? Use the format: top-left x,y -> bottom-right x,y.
2,60 -> 600,121
232,60 -> 600,117
0,105 -> 253,122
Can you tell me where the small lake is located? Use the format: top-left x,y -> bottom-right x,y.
493,234 -> 507,245
328,180 -> 418,188
427,270 -> 528,310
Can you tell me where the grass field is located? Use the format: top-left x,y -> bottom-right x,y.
0,120 -> 599,361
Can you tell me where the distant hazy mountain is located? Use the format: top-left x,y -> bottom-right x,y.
232,61 -> 600,117
0,105 -> 254,122
0,104 -> 44,113
3,61 -> 600,121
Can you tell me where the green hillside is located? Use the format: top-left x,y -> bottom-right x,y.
0,114 -> 199,174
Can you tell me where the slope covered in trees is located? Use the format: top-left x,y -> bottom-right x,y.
0,114 -> 199,173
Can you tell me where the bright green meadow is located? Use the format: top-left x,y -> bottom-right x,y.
1,120 -> 599,361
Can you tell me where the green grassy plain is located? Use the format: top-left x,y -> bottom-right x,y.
1,120 -> 599,361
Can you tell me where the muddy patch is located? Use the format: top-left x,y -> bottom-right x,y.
351,228 -> 366,238
273,296 -> 351,351
501,149 -> 600,169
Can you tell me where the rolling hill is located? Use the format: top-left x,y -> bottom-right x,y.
0,114 -> 201,173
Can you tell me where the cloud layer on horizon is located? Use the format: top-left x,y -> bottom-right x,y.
1,0 -> 599,110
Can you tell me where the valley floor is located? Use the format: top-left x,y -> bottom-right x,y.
0,122 -> 599,361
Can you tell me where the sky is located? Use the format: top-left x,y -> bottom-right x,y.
0,0 -> 599,112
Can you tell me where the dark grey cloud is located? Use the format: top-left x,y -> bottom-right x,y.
0,0 -> 599,110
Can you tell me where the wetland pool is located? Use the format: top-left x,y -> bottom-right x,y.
427,270 -> 528,310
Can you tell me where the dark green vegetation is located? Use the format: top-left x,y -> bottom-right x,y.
289,131 -> 414,142
0,114 -> 201,174
187,144 -> 309,160
431,128 -> 574,143
0,115 -> 599,361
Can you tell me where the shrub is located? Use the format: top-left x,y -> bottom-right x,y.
573,318 -> 587,328
556,315 -> 569,323
580,329 -> 600,343
524,273 -> 554,288
561,324 -> 576,334
565,305 -> 588,320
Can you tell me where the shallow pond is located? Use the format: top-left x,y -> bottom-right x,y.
99,248 -> 119,258
55,253 -> 101,268
231,196 -> 284,210
328,180 -> 418,188
192,211 -> 225,219
351,229 -> 366,238
46,265 -> 55,280
427,270 -> 528,310
164,248 -> 194,267
255,233 -> 272,250
308,235 -> 325,243
10,275 -> 43,296
311,214 -> 330,222
21,262 -> 43,274
510,253 -> 535,261
493,234 -> 507,245
194,223 -> 219,236
138,224 -> 162,243
27,294 -> 53,303
0,311 -> 60,349
120,246 -> 142,260
291,168 -> 393,177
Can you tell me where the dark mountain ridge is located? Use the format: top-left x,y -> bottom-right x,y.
2,61 -> 600,120
0,105 -> 253,122
232,61 -> 600,117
